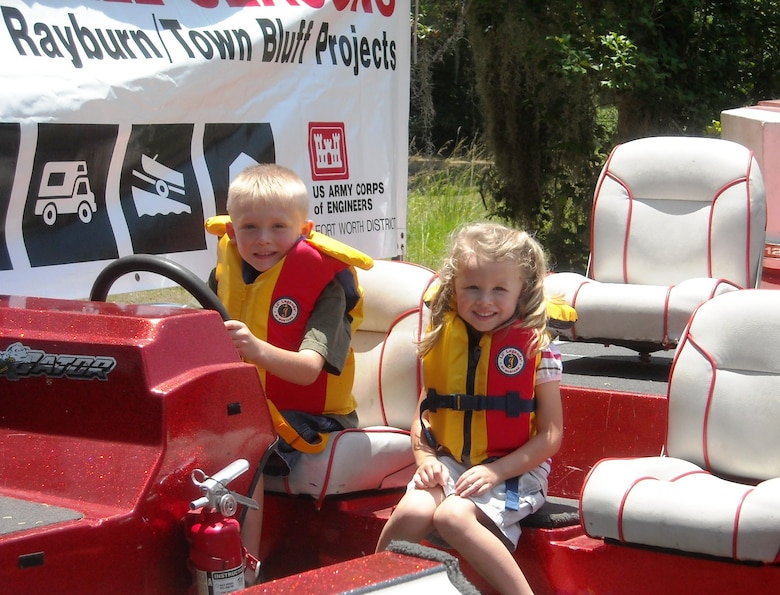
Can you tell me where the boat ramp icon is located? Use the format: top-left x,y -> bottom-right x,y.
131,155 -> 191,216
35,161 -> 97,225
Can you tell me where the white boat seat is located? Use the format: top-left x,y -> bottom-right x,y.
545,136 -> 766,352
580,289 -> 780,562
265,259 -> 434,507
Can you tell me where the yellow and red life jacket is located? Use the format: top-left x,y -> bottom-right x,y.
421,311 -> 539,466
206,215 -> 373,419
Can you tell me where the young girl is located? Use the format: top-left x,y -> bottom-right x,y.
375,222 -> 563,595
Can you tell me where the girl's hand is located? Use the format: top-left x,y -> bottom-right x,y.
413,457 -> 450,489
454,464 -> 499,498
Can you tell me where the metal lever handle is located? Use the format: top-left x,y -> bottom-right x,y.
189,459 -> 258,512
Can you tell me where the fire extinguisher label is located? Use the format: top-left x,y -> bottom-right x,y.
193,564 -> 245,595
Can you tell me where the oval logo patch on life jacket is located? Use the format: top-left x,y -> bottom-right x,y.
272,297 -> 299,324
496,347 -> 525,376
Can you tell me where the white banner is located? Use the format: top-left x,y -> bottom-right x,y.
0,0 -> 410,298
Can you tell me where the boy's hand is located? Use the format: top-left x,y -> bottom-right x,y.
413,457 -> 450,489
454,464 -> 499,498
224,319 -> 263,363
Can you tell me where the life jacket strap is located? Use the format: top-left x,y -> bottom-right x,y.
420,389 -> 535,418
505,475 -> 520,511
266,399 -> 330,454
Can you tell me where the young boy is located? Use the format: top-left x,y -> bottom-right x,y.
205,163 -> 373,582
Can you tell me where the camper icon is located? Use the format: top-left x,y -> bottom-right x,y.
35,161 -> 97,225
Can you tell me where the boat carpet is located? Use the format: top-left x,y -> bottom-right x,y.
0,495 -> 83,536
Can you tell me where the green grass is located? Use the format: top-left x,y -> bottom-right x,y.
406,149 -> 497,270
105,286 -> 198,306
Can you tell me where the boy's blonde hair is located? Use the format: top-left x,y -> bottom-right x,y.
227,164 -> 309,219
419,222 -> 551,356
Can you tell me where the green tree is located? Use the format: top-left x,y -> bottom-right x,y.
583,1 -> 780,139
410,1 -> 481,154
460,0 -> 780,269
465,1 -> 603,271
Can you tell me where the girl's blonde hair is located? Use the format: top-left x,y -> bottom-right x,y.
419,222 -> 551,356
227,164 -> 309,220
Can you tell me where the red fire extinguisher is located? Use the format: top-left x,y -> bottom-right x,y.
185,459 -> 260,595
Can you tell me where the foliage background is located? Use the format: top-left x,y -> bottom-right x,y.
410,0 -> 780,272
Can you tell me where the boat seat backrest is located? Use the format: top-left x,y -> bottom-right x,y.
591,136 -> 765,288
351,260 -> 433,430
264,259 -> 435,506
666,289 -> 780,480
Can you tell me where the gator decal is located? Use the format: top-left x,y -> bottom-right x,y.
0,341 -> 116,381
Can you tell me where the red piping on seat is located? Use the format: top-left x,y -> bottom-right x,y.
591,167 -> 633,283
579,455 -> 638,538
708,279 -> 739,299
589,145 -> 624,282
683,334 -> 718,471
578,455 -> 610,531
668,297 -> 707,384
410,271 -> 436,406
662,285 -> 674,346
616,476 -> 655,543
662,279 -> 737,349
733,486 -> 755,559
708,176 -> 752,287
314,426 -> 412,509
622,181 -> 634,284
378,307 -> 423,427
417,274 -> 434,343
745,156 -> 756,287
373,263 -> 433,426
568,279 -> 590,340
616,469 -> 708,543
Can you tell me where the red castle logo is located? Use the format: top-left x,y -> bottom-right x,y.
308,122 -> 349,181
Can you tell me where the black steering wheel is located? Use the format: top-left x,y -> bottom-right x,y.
89,254 -> 229,321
